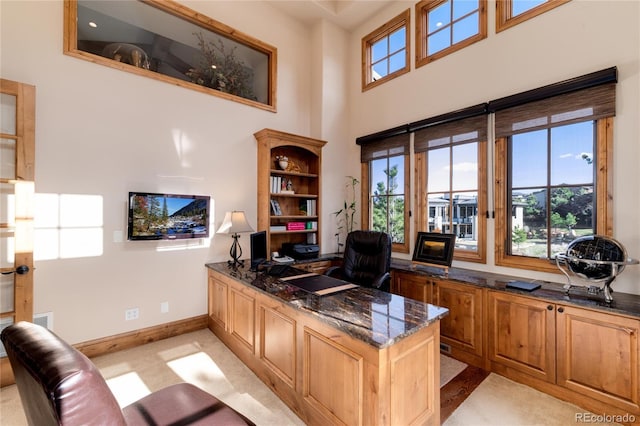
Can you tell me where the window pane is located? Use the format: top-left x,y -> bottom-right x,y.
388,155 -> 404,193
371,158 -> 388,193
550,122 -> 594,186
427,28 -> 451,56
389,27 -> 405,52
452,12 -> 479,44
453,191 -> 478,252
428,1 -> 451,33
389,195 -> 405,243
511,130 -> 547,188
0,138 -> 16,180
551,185 -> 594,238
388,51 -> 406,74
427,195 -> 450,233
427,148 -> 450,192
510,188 -> 548,257
371,38 -> 387,63
453,0 -> 478,19
452,143 -> 477,191
372,60 -> 388,80
513,0 -> 547,16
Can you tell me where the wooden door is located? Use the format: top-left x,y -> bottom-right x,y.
0,78 -> 36,386
488,291 -> 556,383
556,305 -> 640,413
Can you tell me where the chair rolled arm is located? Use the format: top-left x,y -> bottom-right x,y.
324,266 -> 342,277
372,272 -> 391,291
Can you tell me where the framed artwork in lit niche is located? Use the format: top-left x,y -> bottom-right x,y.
63,0 -> 277,112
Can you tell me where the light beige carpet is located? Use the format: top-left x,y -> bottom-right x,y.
443,373 -> 622,426
440,354 -> 467,387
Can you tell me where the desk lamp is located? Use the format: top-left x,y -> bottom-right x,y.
217,211 -> 254,267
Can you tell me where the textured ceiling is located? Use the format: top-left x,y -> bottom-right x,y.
265,0 -> 396,31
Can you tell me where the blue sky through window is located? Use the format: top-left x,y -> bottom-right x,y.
513,0 -> 547,16
427,0 -> 479,56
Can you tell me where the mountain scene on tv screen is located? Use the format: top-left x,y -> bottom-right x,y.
132,195 -> 208,238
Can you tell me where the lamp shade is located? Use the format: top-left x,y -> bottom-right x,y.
216,211 -> 254,235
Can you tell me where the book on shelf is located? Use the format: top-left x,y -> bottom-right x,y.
286,222 -> 306,231
270,225 -> 286,232
270,199 -> 282,215
299,199 -> 316,216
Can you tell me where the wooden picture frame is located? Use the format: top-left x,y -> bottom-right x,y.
412,232 -> 456,269
64,0 -> 277,112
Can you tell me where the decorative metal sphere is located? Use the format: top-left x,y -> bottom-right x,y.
564,235 -> 627,281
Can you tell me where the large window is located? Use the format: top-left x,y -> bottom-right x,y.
414,112 -> 487,263
496,0 -> 571,33
494,80 -> 615,273
416,0 -> 486,68
359,133 -> 410,253
362,10 -> 410,91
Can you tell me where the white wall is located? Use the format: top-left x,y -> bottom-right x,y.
0,0 -> 332,343
348,0 -> 640,295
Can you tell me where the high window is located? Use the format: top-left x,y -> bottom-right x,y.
493,76 -> 616,274
362,9 -> 410,91
416,0 -> 487,68
413,110 -> 487,263
359,133 -> 410,253
496,0 -> 571,33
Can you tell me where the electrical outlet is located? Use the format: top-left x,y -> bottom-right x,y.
160,302 -> 169,313
125,308 -> 139,321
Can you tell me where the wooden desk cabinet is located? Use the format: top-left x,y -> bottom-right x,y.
488,290 -> 640,417
208,266 -> 444,425
392,272 -> 484,368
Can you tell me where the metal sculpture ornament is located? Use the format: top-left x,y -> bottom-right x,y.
556,235 -> 638,303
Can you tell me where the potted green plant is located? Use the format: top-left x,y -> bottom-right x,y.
333,176 -> 359,253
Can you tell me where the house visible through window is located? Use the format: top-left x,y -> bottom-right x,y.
416,0 -> 486,68
496,0 -> 571,33
362,9 -> 410,91
413,111 -> 487,263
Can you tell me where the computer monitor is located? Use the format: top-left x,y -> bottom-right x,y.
250,230 -> 268,271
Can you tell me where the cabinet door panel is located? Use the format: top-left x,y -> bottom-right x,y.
259,304 -> 297,388
229,288 -> 256,353
392,271 -> 433,303
557,306 -> 640,412
488,291 -> 555,382
303,327 -> 363,426
437,280 -> 483,357
208,276 -> 228,330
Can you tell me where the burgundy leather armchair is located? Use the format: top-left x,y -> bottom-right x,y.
326,230 -> 392,291
1,321 -> 255,426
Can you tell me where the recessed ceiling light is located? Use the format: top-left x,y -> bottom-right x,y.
89,21 -> 97,28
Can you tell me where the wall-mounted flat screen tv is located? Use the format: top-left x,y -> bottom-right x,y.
128,192 -> 210,240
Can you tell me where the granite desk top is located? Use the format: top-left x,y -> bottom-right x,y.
390,258 -> 640,319
205,262 -> 449,349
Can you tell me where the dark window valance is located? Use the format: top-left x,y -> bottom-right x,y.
360,133 -> 410,163
494,83 -> 615,138
414,114 -> 488,153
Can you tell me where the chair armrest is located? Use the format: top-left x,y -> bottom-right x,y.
324,266 -> 341,277
371,272 -> 391,291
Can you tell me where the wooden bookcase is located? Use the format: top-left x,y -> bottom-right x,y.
254,129 -> 326,256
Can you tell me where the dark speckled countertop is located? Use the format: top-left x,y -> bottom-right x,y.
389,258 -> 640,319
205,262 -> 449,349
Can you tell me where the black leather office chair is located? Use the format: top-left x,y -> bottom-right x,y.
326,230 -> 392,291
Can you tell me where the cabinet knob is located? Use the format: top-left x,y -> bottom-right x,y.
547,305 -> 553,311
557,307 -> 565,313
